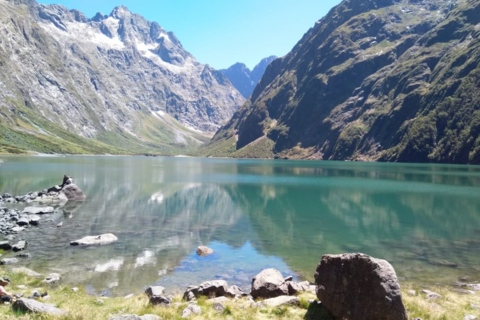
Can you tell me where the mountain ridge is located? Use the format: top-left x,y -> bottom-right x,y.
0,0 -> 244,154
204,0 -> 480,164
220,56 -> 277,99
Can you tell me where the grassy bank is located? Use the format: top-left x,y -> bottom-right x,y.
0,270 -> 479,319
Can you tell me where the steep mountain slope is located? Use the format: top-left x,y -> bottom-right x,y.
0,0 -> 244,154
205,0 -> 480,164
220,56 -> 276,98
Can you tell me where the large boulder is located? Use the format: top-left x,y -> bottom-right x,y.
12,298 -> 67,316
183,280 -> 228,301
315,253 -> 407,320
70,233 -> 118,246
60,183 -> 86,201
251,268 -> 289,299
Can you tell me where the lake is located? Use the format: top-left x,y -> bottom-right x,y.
1,156 -> 480,296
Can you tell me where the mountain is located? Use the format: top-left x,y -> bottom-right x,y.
205,0 -> 480,164
220,56 -> 277,98
0,0 -> 244,155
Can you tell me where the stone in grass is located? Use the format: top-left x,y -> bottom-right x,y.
182,304 -> 201,318
43,273 -> 61,284
109,315 -> 161,320
421,289 -> 442,300
12,298 -> 66,316
145,286 -> 171,306
262,295 -> 300,307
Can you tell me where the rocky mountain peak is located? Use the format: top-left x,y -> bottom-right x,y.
221,56 -> 277,98
110,5 -> 131,18
0,0 -> 244,155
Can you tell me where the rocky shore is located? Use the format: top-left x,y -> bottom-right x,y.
0,175 -> 85,236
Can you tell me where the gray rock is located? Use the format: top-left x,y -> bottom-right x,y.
0,257 -> 19,265
12,240 -> 27,251
145,286 -> 171,306
145,286 -> 165,298
208,296 -> 230,304
12,298 -> 66,316
225,285 -> 246,298
212,301 -> 226,312
29,215 -> 41,225
70,233 -> 118,246
251,268 -> 289,299
315,253 -> 407,320
109,315 -> 161,320
22,206 -> 54,215
181,304 -> 201,318
16,217 -> 30,226
12,226 -> 25,233
421,289 -> 442,300
60,184 -> 86,201
109,315 -> 142,320
287,281 -> 302,295
467,283 -> 480,291
43,273 -> 61,284
183,280 -> 228,301
0,241 -> 12,250
262,295 -> 300,307
464,316 -> 478,320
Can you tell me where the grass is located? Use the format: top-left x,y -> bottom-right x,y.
1,269 -> 479,320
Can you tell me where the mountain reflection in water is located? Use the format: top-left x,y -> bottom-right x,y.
1,156 -> 479,296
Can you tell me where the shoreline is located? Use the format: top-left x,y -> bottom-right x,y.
0,265 -> 479,319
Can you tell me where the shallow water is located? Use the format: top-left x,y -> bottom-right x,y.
1,156 -> 479,296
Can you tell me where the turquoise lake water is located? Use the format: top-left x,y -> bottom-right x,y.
1,156 -> 479,296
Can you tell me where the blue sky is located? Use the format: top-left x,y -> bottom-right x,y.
37,0 -> 342,70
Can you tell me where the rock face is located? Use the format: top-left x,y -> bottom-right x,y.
220,56 -> 277,98
70,233 -> 118,246
315,253 -> 407,320
0,1 -> 244,155
250,268 -> 289,299
207,0 -> 480,164
12,298 -> 67,316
